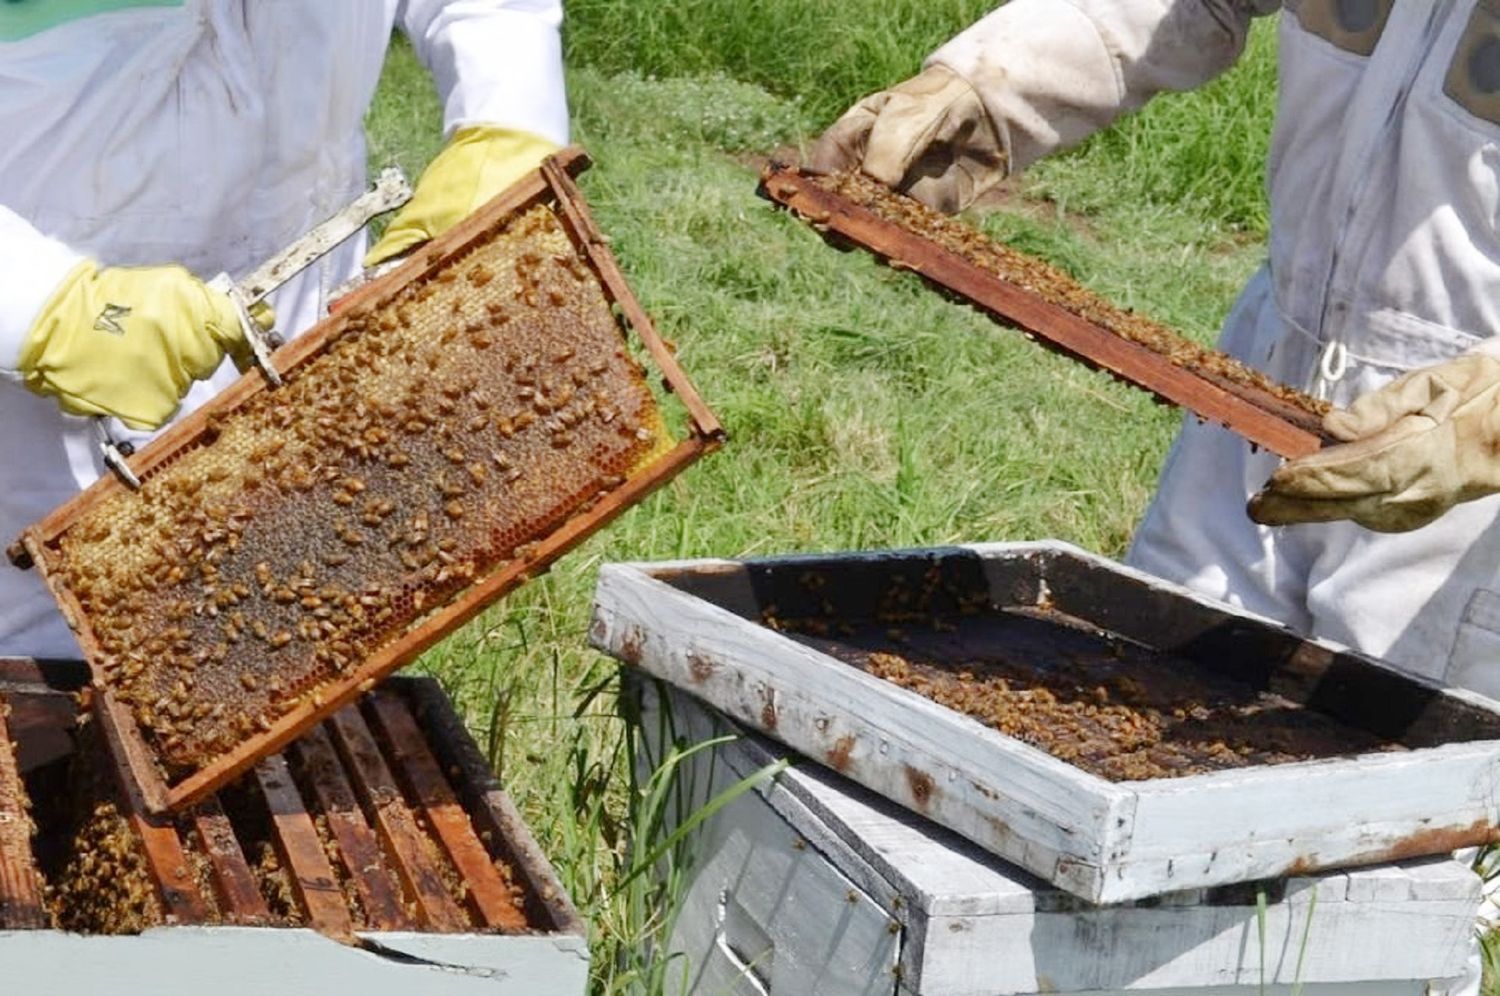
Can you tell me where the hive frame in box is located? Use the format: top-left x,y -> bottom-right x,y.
0,691 -> 46,928
11,147 -> 723,815
0,658 -> 590,995
759,164 -> 1327,459
589,540 -> 1500,904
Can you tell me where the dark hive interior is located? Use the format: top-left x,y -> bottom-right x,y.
740,557 -> 1403,782
46,203 -> 669,779
3,674 -> 550,935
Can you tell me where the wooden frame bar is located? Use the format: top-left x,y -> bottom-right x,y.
326,707 -> 471,932
364,691 -> 527,931
0,696 -> 46,929
13,147 -> 723,814
760,164 -> 1325,459
289,727 -> 412,931
186,799 -> 269,924
253,754 -> 355,938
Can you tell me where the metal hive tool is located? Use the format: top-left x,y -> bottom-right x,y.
10,148 -> 723,814
0,658 -> 581,938
760,164 -> 1331,459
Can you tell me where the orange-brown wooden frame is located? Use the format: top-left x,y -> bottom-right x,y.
760,163 -> 1325,460
12,149 -> 724,814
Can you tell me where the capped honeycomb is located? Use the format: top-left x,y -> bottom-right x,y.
48,202 -> 670,779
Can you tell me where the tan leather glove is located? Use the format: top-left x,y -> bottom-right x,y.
808,66 -> 1008,214
1248,354 -> 1500,533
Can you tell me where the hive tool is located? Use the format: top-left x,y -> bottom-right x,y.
96,167 -> 414,489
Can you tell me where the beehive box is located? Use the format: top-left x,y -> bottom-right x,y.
636,681 -> 1478,996
590,541 -> 1500,904
760,165 -> 1329,459
0,658 -> 588,995
9,148 -> 721,814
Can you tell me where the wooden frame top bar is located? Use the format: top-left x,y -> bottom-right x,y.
759,164 -> 1326,460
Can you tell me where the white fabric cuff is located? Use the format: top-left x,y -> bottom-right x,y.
926,0 -> 1255,172
0,205 -> 84,371
404,0 -> 569,147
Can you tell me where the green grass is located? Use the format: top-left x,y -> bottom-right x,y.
563,0 -> 994,124
362,13 -> 1370,994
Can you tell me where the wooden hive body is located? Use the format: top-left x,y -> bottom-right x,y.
0,658 -> 588,995
639,681 -> 1479,996
591,541 -> 1500,903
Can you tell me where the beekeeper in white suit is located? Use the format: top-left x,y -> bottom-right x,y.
814,2 -> 1500,988
0,0 -> 567,659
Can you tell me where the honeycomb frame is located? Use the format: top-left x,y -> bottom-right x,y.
11,149 -> 723,814
759,162 -> 1329,459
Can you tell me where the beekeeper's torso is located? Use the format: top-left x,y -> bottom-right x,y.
0,0 -> 565,656
935,0 -> 1500,401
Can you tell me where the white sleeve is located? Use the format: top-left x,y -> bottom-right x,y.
399,0 -> 568,146
0,206 -> 84,372
929,0 -> 1280,172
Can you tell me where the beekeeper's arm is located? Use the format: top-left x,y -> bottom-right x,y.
0,204 -> 249,431
1249,344 -> 1500,534
811,0 -> 1281,213
368,0 -> 568,266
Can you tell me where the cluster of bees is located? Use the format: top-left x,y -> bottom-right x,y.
50,204 -> 666,776
814,170 -> 1329,418
859,637 -> 1389,782
759,563 -> 991,640
49,799 -> 161,934
755,560 -> 1391,782
0,699 -> 29,864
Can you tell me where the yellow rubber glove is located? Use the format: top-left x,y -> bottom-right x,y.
19,261 -> 252,431
808,66 -> 1008,214
364,126 -> 559,267
1248,354 -> 1500,533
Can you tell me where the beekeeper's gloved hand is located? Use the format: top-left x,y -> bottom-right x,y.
365,126 -> 559,267
19,261 -> 258,431
808,65 -> 1008,214
1249,354 -> 1500,533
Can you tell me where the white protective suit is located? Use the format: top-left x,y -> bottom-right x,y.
931,0 -> 1500,695
931,4 -> 1499,987
0,0 -> 567,658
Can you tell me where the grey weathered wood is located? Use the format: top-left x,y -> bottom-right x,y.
0,928 -> 590,994
592,541 -> 1500,904
641,683 -> 1478,996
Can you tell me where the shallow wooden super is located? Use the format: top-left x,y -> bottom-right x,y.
590,540 -> 1500,904
0,658 -> 588,995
